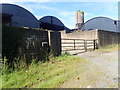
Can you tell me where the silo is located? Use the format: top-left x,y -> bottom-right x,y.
75,10 -> 84,29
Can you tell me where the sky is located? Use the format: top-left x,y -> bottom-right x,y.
0,0 -> 118,29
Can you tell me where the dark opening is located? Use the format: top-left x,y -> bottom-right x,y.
114,20 -> 117,25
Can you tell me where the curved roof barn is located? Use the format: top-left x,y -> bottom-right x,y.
1,3 -> 39,28
39,16 -> 71,32
82,17 -> 118,32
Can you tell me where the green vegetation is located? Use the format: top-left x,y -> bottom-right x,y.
107,83 -> 118,88
2,54 -> 88,88
2,25 -> 23,69
2,33 -> 119,88
2,25 -> 50,70
61,63 -> 105,88
96,44 -> 119,52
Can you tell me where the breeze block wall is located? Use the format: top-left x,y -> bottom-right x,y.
61,30 -> 98,40
3,25 -> 62,65
98,30 -> 120,47
18,29 -> 49,63
2,25 -> 51,67
61,29 -> 120,48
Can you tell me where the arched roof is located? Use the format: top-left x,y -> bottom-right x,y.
39,16 -> 64,26
39,16 -> 65,31
1,3 -> 39,28
39,16 -> 71,32
82,16 -> 117,32
84,16 -> 114,24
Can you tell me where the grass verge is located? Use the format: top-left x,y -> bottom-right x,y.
2,54 -> 88,88
96,44 -> 119,52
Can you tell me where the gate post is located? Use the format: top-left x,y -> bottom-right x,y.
73,39 -> 75,50
93,39 -> 96,50
49,31 -> 61,56
84,40 -> 87,52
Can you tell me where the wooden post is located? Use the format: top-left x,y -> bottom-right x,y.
48,31 -> 51,46
93,39 -> 96,50
74,39 -> 75,50
84,40 -> 87,52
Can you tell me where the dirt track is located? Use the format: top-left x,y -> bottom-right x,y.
60,50 -> 118,88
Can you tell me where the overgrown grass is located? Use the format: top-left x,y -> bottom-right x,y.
2,45 -> 118,88
2,54 -> 88,88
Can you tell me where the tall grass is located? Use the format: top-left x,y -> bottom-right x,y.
2,53 -> 87,88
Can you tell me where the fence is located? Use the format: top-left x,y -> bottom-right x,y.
61,38 -> 98,52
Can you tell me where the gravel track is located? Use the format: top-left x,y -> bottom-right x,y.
60,50 -> 118,88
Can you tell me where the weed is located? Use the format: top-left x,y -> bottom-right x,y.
2,55 -> 87,88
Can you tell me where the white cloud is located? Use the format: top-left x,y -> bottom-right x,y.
36,15 -> 43,19
58,11 -> 75,29
20,4 -> 34,12
20,3 -> 76,29
33,4 -> 58,11
58,11 -> 75,17
17,3 -> 58,13
0,0 -> 51,3
0,0 -> 118,3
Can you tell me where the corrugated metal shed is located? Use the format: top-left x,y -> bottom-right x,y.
82,17 -> 118,32
1,3 -> 39,28
1,4 -> 71,32
39,16 -> 71,32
